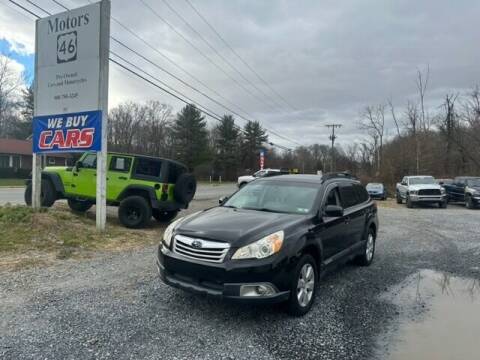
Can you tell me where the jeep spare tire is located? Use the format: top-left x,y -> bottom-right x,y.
174,173 -> 196,204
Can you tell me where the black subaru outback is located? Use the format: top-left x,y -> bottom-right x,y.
157,173 -> 378,315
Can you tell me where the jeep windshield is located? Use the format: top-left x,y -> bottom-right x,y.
409,177 -> 435,185
224,181 -> 319,215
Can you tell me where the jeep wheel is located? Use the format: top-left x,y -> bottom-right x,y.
287,254 -> 317,316
153,209 -> 178,223
466,196 -> 475,209
24,181 -> 56,207
406,195 -> 414,208
355,228 -> 376,266
118,196 -> 152,229
396,192 -> 402,204
68,198 -> 93,213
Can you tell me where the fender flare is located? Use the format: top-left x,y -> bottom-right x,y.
26,172 -> 65,195
117,185 -> 158,208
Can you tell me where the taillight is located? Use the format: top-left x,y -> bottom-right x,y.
161,183 -> 169,193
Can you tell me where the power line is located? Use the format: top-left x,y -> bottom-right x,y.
10,0 -> 295,150
52,0 -> 301,146
161,0 -> 286,111
184,0 -> 298,112
137,0 -> 278,113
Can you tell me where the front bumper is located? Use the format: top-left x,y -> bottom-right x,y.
368,192 -> 385,199
157,245 -> 291,303
471,195 -> 480,205
409,194 -> 446,203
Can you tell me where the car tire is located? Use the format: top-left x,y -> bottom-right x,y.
355,227 -> 376,266
406,195 -> 414,208
466,195 -> 474,209
118,196 -> 152,229
174,173 -> 197,204
396,192 -> 402,204
439,200 -> 447,209
287,254 -> 317,316
24,181 -> 56,207
239,182 -> 247,188
67,198 -> 93,213
153,209 -> 178,223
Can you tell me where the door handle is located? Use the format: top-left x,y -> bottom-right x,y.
118,176 -> 127,180
73,173 -> 78,177
344,216 -> 351,224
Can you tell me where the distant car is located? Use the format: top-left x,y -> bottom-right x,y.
396,176 -> 447,208
443,177 -> 480,209
237,168 -> 289,188
158,173 -> 378,315
366,183 -> 387,200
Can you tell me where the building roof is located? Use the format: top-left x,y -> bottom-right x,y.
0,139 -> 71,158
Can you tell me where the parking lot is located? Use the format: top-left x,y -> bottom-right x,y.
1,197 -> 479,360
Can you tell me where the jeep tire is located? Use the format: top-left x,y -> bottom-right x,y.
24,181 -> 56,207
174,173 -> 196,204
153,209 -> 178,223
118,196 -> 152,229
68,198 -> 93,213
287,254 -> 318,316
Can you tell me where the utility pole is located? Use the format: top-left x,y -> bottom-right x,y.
325,124 -> 342,172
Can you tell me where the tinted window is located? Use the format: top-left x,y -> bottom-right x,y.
81,153 -> 96,169
134,158 -> 162,178
325,187 -> 341,207
110,156 -> 132,172
339,184 -> 358,208
354,184 -> 369,203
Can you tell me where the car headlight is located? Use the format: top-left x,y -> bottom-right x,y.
162,217 -> 184,247
409,190 -> 418,195
440,187 -> 446,194
232,231 -> 284,260
468,188 -> 478,194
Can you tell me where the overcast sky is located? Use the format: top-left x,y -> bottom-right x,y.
1,0 -> 479,148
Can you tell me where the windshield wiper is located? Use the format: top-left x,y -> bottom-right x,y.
242,207 -> 289,214
222,205 -> 237,209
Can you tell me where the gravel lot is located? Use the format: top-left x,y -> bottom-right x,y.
1,201 -> 479,360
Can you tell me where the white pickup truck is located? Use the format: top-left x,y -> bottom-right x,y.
396,176 -> 447,208
237,168 -> 289,188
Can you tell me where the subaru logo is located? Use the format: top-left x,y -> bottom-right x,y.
191,240 -> 202,249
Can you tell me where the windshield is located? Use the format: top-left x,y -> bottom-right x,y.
224,181 -> 319,215
366,183 -> 383,190
467,178 -> 480,187
409,177 -> 435,185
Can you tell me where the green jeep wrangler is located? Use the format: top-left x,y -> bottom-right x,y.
25,152 -> 196,228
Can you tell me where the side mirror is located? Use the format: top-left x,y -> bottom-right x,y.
219,196 -> 228,205
324,205 -> 343,217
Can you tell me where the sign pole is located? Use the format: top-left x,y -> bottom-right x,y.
32,18 -> 41,209
96,0 -> 110,231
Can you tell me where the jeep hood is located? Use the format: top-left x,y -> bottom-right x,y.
175,206 -> 306,247
408,184 -> 442,191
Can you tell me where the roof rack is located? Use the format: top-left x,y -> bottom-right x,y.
321,171 -> 358,183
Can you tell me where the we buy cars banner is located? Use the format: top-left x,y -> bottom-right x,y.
32,110 -> 102,153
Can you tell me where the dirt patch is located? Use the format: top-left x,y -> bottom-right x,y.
0,204 -> 164,270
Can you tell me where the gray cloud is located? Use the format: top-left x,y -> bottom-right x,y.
2,0 -> 479,147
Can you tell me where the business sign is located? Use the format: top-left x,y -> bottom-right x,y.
33,110 -> 101,153
35,2 -> 102,116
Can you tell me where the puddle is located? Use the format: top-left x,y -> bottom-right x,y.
379,270 -> 480,360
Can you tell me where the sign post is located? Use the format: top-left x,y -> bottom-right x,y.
32,0 -> 110,230
259,150 -> 265,170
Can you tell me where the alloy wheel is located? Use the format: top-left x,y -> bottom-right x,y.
297,263 -> 315,307
366,233 -> 375,262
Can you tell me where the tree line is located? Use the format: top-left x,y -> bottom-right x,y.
1,56 -> 479,183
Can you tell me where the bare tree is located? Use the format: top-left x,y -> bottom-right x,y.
0,56 -> 23,137
405,101 -> 420,174
359,104 -> 385,173
416,65 -> 430,130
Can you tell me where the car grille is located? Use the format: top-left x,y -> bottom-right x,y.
173,235 -> 230,263
418,189 -> 441,196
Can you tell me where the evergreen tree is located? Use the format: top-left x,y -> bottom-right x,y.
241,120 -> 268,170
213,115 -> 240,180
171,104 -> 209,171
12,84 -> 34,139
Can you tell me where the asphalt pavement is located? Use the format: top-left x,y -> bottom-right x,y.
1,203 -> 479,359
0,183 -> 237,205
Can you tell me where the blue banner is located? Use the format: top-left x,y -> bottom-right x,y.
32,110 -> 102,153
